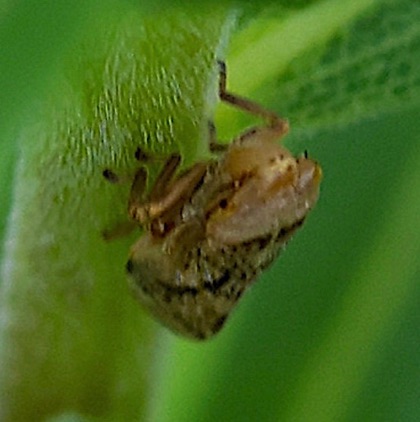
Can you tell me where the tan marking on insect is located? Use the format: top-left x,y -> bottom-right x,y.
103,61 -> 322,340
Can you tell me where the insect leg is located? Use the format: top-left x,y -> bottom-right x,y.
129,154 -> 207,225
102,221 -> 136,241
217,60 -> 289,138
149,154 -> 181,202
208,120 -> 228,153
129,167 -> 148,205
145,161 -> 208,220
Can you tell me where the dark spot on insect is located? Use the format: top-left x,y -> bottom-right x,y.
140,283 -> 151,295
274,219 -> 305,243
219,198 -> 228,209
195,331 -> 206,340
287,164 -> 293,172
294,218 -> 305,228
102,169 -> 119,183
239,127 -> 257,142
240,272 -> 247,280
126,259 -> 134,274
236,289 -> 244,300
290,219 -> 304,232
157,280 -> 199,298
163,292 -> 172,303
276,227 -> 290,241
212,315 -> 227,332
195,175 -> 207,192
179,286 -> 199,297
215,270 -> 230,287
135,147 -> 149,161
257,235 -> 272,249
204,270 -> 230,293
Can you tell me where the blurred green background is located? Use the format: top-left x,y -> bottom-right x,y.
0,0 -> 419,421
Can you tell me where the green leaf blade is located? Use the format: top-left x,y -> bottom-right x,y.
0,6 -> 233,421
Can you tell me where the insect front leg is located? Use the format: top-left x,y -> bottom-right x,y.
129,154 -> 208,230
128,154 -> 179,225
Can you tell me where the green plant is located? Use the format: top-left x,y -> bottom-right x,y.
0,0 -> 419,421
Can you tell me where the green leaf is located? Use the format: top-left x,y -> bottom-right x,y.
0,3 -> 234,420
1,0 -> 419,421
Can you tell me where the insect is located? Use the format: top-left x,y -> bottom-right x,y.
103,61 -> 322,340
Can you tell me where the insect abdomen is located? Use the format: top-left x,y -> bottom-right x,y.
127,219 -> 303,340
